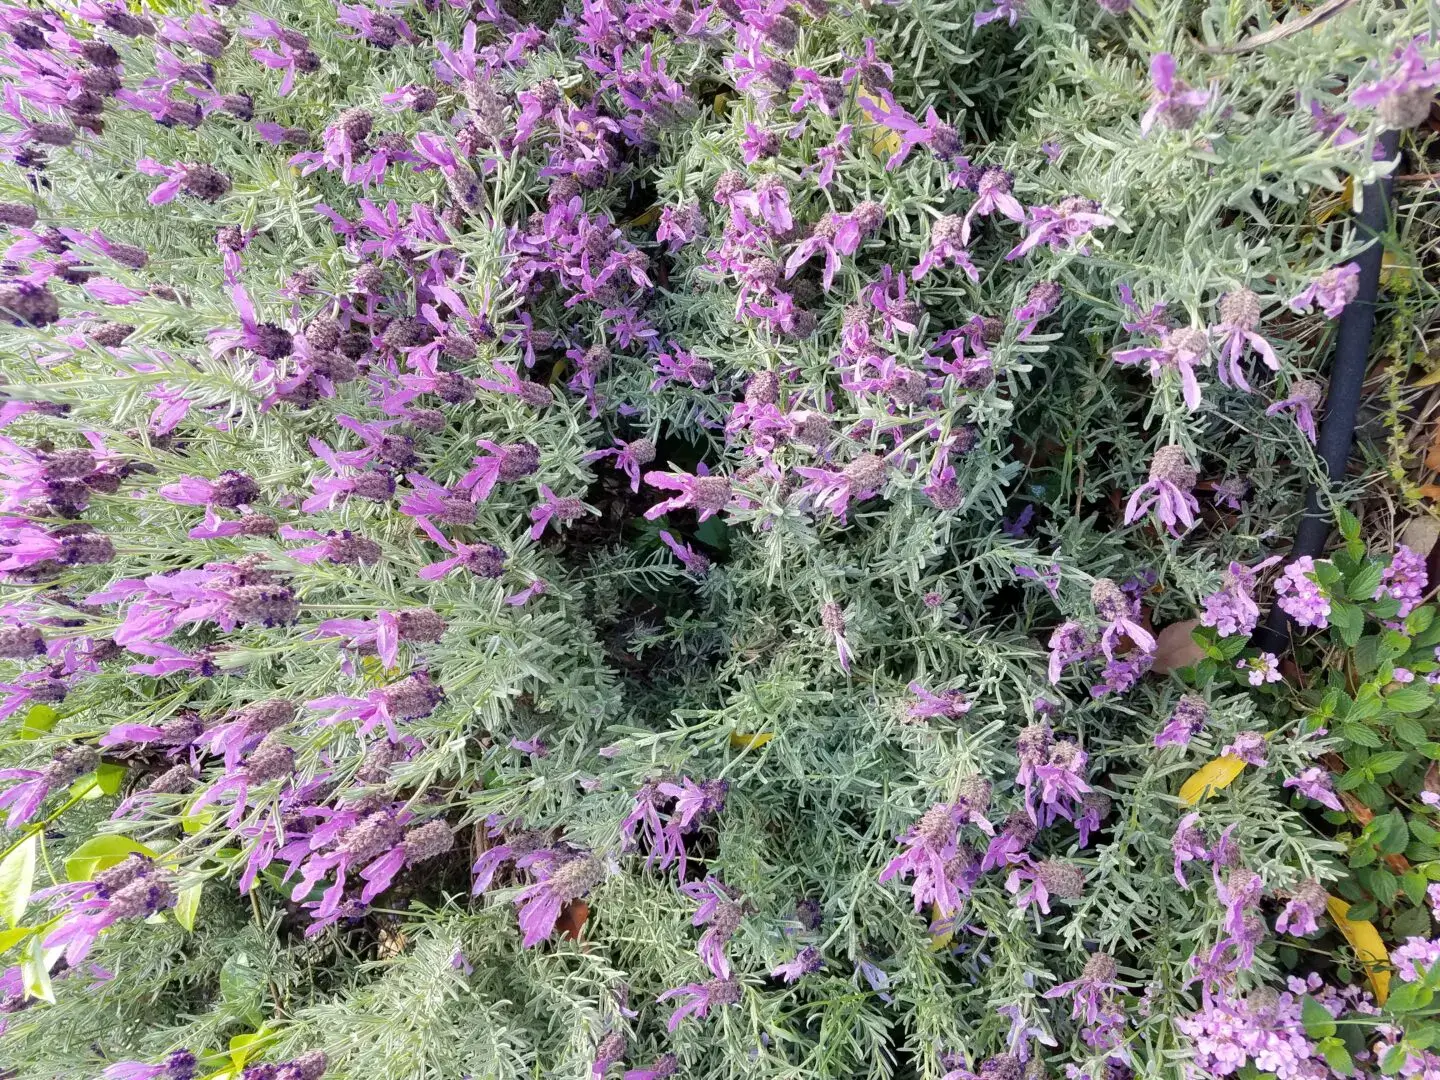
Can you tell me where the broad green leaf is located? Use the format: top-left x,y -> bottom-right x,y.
1301,995 -> 1336,1039
1385,688 -> 1433,714
1336,506 -> 1361,540
174,882 -> 202,931
1338,722 -> 1382,748
64,835 -> 155,884
1407,606 -> 1436,637
1368,752 -> 1410,777
17,704 -> 58,740
1320,1037 -> 1354,1075
1346,561 -> 1385,601
1330,603 -> 1364,647
1386,980 -> 1432,1013
1393,718 -> 1427,747
0,834 -> 37,927
1381,1043 -> 1409,1076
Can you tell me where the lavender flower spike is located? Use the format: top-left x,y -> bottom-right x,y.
1140,53 -> 1210,135
1123,445 -> 1199,537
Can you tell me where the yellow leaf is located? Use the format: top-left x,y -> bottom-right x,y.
1178,755 -> 1248,805
627,205 -> 662,228
856,89 -> 902,160
1380,252 -> 1413,287
713,92 -> 728,118
1327,895 -> 1390,1004
729,732 -> 773,751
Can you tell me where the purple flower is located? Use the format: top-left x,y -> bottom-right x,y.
1044,622 -> 1096,689
1171,812 -> 1208,888
728,176 -> 793,234
1221,731 -> 1267,767
1042,954 -> 1125,1051
1350,42 -> 1440,130
906,682 -> 971,721
1113,326 -> 1210,410
658,531 -> 711,575
514,853 -> 606,947
974,0 -> 1023,27
587,437 -> 656,494
1212,288 -> 1278,391
1012,282 -> 1060,340
1393,937 -> 1440,982
1237,652 -> 1283,686
1124,445 -> 1200,537
793,454 -> 887,523
1283,767 -> 1342,812
1140,53 -> 1211,135
657,977 -> 742,1031
1200,557 -> 1282,638
1264,379 -> 1322,443
771,945 -> 822,983
1273,556 -> 1331,629
1089,578 -> 1156,659
1004,857 -> 1085,914
623,1053 -> 679,1080
643,469 -> 732,522
1275,879 -> 1328,936
679,876 -> 745,978
1155,693 -> 1209,748
102,1052 -> 197,1080
1016,726 -> 1090,826
1289,262 -> 1360,319
529,484 -> 591,540
1005,197 -> 1113,260
45,856 -> 176,964
879,803 -> 977,917
1377,545 -> 1429,617
962,167 -> 1025,244
911,215 -> 979,282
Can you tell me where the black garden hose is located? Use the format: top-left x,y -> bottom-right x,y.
1251,128 -> 1402,654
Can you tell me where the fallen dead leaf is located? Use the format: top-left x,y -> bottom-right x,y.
557,899 -> 589,941
1150,619 -> 1205,674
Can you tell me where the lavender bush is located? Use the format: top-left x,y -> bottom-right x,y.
0,0 -> 1438,1077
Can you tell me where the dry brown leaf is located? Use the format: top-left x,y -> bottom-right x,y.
557,899 -> 589,941
1150,619 -> 1205,674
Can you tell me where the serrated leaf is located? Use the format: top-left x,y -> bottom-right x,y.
1327,894 -> 1390,1004
1336,506 -> 1361,540
64,835 -> 155,884
1387,980 -> 1432,1013
1178,755 -> 1248,804
1407,607 -> 1436,636
1338,722 -> 1383,748
174,882 -> 202,932
1346,561 -> 1385,601
0,834 -> 36,928
1320,1037 -> 1354,1075
1385,688 -> 1433,714
1394,717 -> 1428,747
1301,995 -> 1337,1038
1368,752 -> 1410,777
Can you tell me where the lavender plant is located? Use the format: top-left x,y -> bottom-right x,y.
0,0 -> 1437,1077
